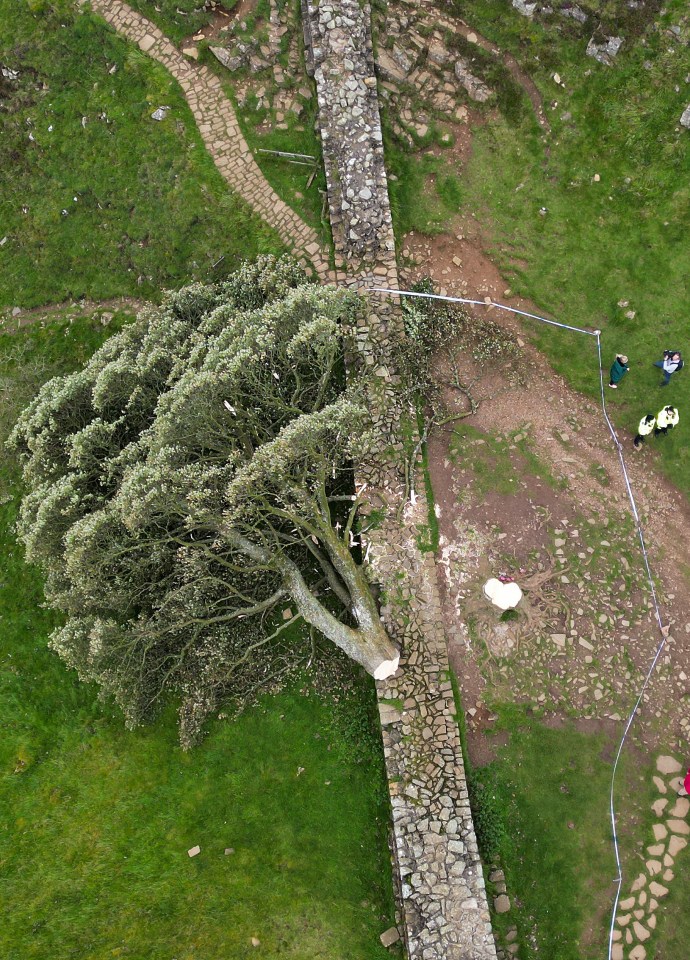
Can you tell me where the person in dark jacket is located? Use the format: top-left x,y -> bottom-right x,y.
654,350 -> 683,386
608,354 -> 629,389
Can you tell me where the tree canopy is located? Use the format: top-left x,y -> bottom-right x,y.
9,256 -> 398,745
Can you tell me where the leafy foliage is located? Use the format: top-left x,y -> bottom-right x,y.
8,256 -> 395,746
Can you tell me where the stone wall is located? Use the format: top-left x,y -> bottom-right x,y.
302,0 -> 398,288
302,2 -> 499,957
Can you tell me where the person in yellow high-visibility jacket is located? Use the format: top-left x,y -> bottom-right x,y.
655,405 -> 679,436
633,413 -> 656,450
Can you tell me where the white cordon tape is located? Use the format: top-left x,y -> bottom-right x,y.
370,287 -> 671,960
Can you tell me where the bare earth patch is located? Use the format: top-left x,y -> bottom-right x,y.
399,244 -> 690,767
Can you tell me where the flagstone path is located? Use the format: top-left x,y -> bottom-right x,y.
611,754 -> 689,960
83,0 -> 333,282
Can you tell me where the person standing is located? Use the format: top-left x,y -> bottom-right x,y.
608,354 -> 629,389
654,350 -> 683,386
655,405 -> 679,435
679,767 -> 690,797
633,413 -> 656,450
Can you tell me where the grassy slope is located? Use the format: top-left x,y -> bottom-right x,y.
0,1 -> 283,310
448,0 -> 690,496
0,314 -> 397,960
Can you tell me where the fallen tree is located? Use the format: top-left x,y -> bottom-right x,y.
9,256 -> 399,745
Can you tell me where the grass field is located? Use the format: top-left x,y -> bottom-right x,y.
457,703 -> 689,960
0,314 -> 398,960
387,0 -> 690,497
0,1 -> 284,310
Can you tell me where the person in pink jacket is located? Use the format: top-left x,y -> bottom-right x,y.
679,767 -> 690,797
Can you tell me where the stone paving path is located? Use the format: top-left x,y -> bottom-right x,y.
611,755 -> 690,960
302,2 -> 498,957
83,0 -> 333,281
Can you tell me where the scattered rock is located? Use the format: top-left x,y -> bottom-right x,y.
680,105 -> 690,129
379,926 -> 401,947
512,0 -> 538,16
151,106 -> 170,121
188,845 -> 201,857
454,59 -> 492,102
210,46 -> 246,72
182,46 -> 199,60
586,36 -> 623,67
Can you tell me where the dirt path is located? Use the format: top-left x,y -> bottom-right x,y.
400,227 -> 690,767
0,297 -> 146,333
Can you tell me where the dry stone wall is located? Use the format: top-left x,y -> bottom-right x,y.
302,0 -> 398,288
303,3 -> 498,957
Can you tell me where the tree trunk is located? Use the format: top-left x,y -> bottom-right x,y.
226,530 -> 400,679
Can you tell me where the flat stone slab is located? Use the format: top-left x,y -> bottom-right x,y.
670,797 -> 689,817
667,818 -> 690,835
668,835 -> 688,857
187,845 -> 201,857
379,926 -> 401,947
652,823 -> 667,841
494,894 -> 511,913
656,755 -> 682,775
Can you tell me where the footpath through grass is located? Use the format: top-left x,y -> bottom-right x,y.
0,315 -> 397,960
0,1 -> 284,310
461,707 -> 674,960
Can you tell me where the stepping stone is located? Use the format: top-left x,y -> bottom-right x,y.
663,853 -> 673,867
668,835 -> 688,857
637,891 -> 647,906
669,776 -> 684,792
652,776 -> 667,794
619,897 -> 636,910
633,921 -> 650,941
649,881 -> 668,897
379,927 -> 400,947
611,946 -> 623,960
629,946 -> 646,960
667,819 -> 690,835
656,755 -> 681,774
631,873 -> 647,892
645,860 -> 661,876
633,909 -> 644,920
617,914 -> 631,926
652,824 -> 667,841
670,797 -> 689,818
494,894 -> 511,913
648,914 -> 657,930
651,798 -> 668,816
646,844 -> 664,856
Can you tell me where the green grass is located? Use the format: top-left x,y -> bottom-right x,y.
0,1 -> 284,310
469,708 -> 661,960
441,0 -> 690,499
0,315 -> 397,960
125,0 -> 214,44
